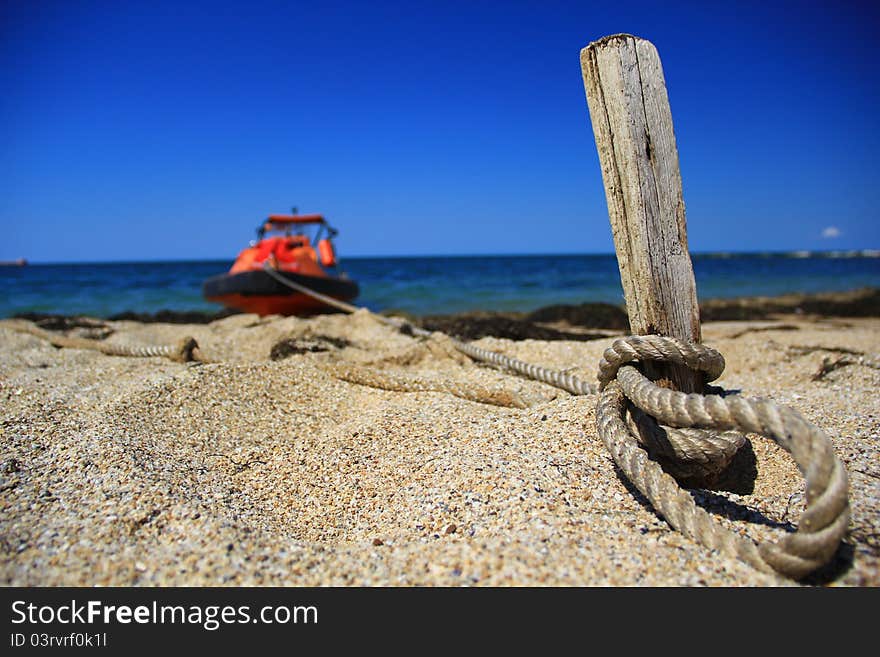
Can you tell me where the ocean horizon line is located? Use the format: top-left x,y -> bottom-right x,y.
4,248 -> 879,267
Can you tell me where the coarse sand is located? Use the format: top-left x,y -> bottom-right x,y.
1,312 -> 877,586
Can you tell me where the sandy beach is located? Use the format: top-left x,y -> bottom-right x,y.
1,303 -> 878,587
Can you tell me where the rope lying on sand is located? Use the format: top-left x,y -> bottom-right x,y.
2,320 -> 209,363
264,267 -> 744,480
325,361 -> 531,409
262,264 -> 851,580
261,265 -> 600,391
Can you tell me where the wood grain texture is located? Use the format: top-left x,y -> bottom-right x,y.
581,34 -> 702,393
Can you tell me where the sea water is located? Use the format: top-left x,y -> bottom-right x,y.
1,252 -> 878,318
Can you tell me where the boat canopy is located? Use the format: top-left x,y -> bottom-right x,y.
258,211 -> 339,241
266,214 -> 325,225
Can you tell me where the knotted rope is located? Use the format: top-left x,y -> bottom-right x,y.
596,335 -> 850,579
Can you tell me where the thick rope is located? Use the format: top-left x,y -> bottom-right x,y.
323,362 -> 529,408
262,265 -> 851,579
3,320 -> 209,363
597,335 -> 850,579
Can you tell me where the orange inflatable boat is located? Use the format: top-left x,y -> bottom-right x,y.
203,212 -> 359,316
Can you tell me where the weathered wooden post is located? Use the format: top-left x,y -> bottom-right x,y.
581,34 -> 702,394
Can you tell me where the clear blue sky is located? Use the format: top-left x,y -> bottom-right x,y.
1,0 -> 878,262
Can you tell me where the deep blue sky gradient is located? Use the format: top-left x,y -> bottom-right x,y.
1,0 -> 878,262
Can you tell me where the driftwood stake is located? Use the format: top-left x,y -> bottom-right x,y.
581,33 -> 702,393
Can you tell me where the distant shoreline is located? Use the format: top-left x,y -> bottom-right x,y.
3,249 -> 879,266
12,287 -> 879,341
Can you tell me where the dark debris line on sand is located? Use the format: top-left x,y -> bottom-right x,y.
698,288 -> 880,322
11,287 -> 880,341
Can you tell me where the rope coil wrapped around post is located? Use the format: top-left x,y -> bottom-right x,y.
596,334 -> 850,579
